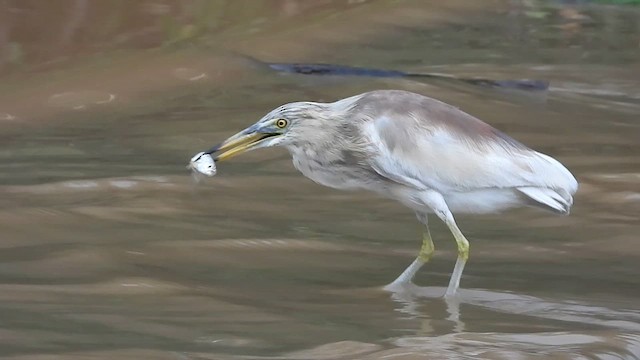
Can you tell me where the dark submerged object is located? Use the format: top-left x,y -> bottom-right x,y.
267,62 -> 549,91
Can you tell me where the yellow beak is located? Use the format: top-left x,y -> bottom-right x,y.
213,132 -> 268,162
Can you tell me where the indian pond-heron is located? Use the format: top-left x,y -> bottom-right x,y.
204,90 -> 578,296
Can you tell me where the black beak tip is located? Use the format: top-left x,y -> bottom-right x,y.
204,143 -> 223,155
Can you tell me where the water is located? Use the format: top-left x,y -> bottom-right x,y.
1,1 -> 639,359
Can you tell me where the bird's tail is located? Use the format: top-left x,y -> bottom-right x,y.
516,186 -> 574,215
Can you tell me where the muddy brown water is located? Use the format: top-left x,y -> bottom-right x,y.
0,1 -> 639,359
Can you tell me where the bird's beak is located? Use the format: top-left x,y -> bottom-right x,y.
206,125 -> 277,161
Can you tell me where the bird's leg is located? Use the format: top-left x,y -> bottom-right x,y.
418,191 -> 470,298
419,227 -> 435,262
385,213 -> 434,289
444,221 -> 470,297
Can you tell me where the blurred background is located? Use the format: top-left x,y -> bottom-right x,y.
0,0 -> 639,359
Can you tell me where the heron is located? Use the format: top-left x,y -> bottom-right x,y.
204,89 -> 578,296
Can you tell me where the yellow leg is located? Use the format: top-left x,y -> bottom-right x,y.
448,223 -> 470,261
444,219 -> 470,297
416,190 -> 471,297
385,220 -> 435,290
418,229 -> 435,262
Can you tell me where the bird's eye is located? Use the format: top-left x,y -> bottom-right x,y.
276,119 -> 288,128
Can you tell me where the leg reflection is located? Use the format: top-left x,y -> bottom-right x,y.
388,285 -> 466,334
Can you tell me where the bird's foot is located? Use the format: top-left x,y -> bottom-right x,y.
444,289 -> 461,299
383,280 -> 416,293
444,283 -> 465,299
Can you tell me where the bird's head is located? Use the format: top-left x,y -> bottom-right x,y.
206,101 -> 331,161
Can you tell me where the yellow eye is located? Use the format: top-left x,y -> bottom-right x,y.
276,119 -> 288,128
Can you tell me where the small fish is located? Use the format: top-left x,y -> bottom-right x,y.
188,152 -> 216,177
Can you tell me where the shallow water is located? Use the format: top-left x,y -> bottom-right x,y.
1,1 -> 640,359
